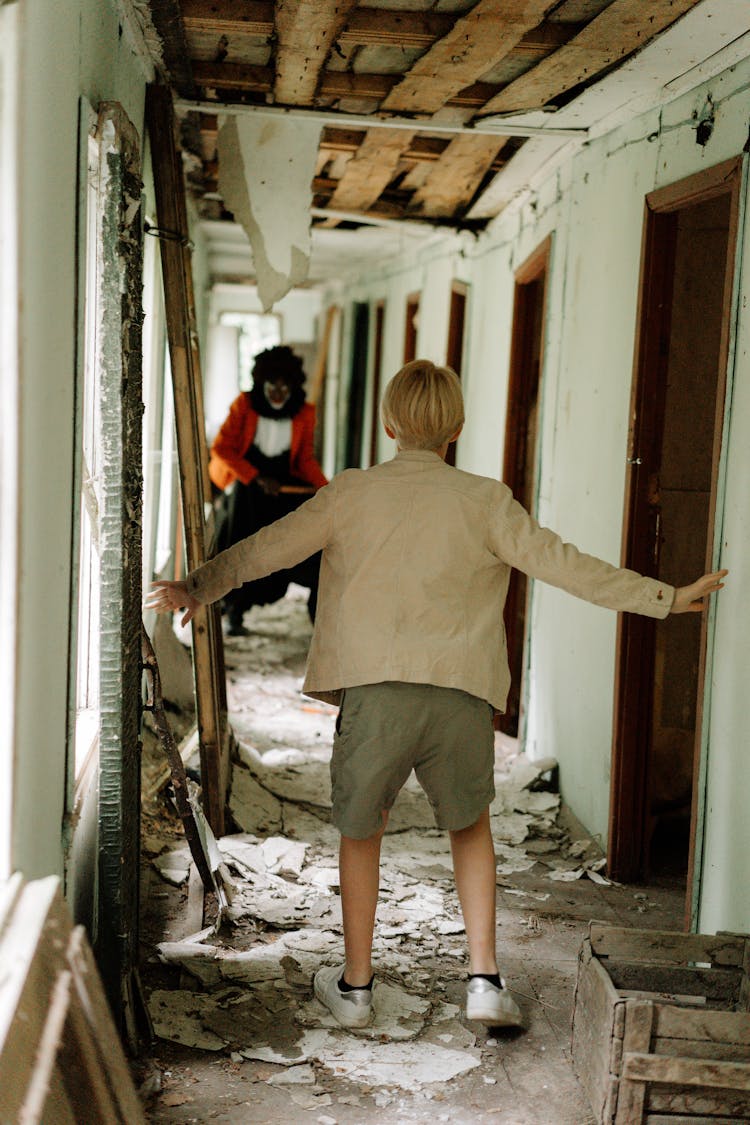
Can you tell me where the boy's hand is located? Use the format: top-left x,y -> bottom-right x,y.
145,580 -> 201,627
671,569 -> 728,614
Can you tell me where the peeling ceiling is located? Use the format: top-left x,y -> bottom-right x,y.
136,0 -> 745,284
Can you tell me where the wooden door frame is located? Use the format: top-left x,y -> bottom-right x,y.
368,300 -> 385,466
404,292 -> 420,363
500,236 -> 551,737
608,157 -> 743,897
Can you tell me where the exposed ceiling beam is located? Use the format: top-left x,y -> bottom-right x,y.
190,60 -> 501,109
180,1 -> 578,55
328,128 -> 414,212
177,96 -> 587,138
476,0 -> 702,115
273,0 -> 359,105
409,134 -> 510,219
380,0 -> 555,115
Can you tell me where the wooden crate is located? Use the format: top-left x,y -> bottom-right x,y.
0,874 -> 147,1123
572,922 -> 750,1124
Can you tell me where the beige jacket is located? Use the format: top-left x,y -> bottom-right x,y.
187,449 -> 674,711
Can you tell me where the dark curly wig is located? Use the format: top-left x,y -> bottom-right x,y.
247,345 -> 307,418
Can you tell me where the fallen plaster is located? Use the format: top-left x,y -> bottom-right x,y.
217,115 -> 322,311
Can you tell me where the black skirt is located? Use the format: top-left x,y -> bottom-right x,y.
214,445 -> 321,618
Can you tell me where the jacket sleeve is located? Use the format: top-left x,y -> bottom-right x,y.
210,396 -> 259,487
292,404 -> 328,489
489,485 -> 674,618
186,480 -> 335,606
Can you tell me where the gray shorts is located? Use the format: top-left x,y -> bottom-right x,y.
330,682 -> 495,839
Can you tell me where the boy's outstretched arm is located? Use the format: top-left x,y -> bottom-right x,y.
670,569 -> 728,614
145,580 -> 199,627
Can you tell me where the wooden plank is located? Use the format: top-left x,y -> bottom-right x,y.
184,2 -> 577,53
590,924 -> 746,968
328,128 -> 414,212
646,1116 -> 742,1124
615,1001 -> 655,1124
0,878 -> 67,1109
477,0 -> 702,115
273,0 -> 359,105
648,1085 -> 750,1116
17,969 -> 72,1124
652,1039 -> 750,1064
58,969 -> 124,1124
191,61 -> 499,108
607,963 -> 741,1005
572,941 -> 621,1121
66,927 -> 147,1125
381,0 -> 553,115
623,1052 -> 750,1092
31,1069 -> 77,1125
145,83 -> 228,835
409,133 -> 509,218
654,1004 -> 750,1046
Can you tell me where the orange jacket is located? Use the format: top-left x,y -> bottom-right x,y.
209,395 -> 328,492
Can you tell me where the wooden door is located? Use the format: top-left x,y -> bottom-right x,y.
368,300 -> 385,466
609,159 -> 742,903
499,239 -> 550,737
404,292 -> 420,363
445,282 -> 468,467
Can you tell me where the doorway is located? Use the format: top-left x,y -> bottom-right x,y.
609,159 -> 742,904
499,239 -> 550,737
445,282 -> 468,467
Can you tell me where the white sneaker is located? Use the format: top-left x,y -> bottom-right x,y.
466,976 -> 523,1026
313,964 -> 373,1029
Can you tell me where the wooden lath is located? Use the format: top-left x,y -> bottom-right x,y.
191,60 -> 499,108
477,0 -> 702,115
181,1 -> 578,55
328,128 -> 415,213
410,133 -> 510,219
381,0 -> 555,115
273,0 -> 359,105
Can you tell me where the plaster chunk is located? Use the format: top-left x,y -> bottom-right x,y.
217,116 -> 322,311
229,766 -> 283,834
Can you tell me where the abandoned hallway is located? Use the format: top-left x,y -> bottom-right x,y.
138,589 -> 684,1124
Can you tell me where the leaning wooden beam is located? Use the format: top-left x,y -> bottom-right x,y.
328,128 -> 414,213
477,0 -> 702,115
409,133 -> 510,219
381,0 -> 554,115
273,0 -> 359,105
145,83 -> 228,835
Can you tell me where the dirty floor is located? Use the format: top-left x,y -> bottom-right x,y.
137,588 -> 684,1124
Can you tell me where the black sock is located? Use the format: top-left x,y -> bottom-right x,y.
470,972 -> 502,989
338,974 -> 374,992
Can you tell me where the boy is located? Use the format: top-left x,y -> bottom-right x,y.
147,360 -> 726,1030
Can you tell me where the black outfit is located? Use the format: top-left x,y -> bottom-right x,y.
216,443 -> 321,628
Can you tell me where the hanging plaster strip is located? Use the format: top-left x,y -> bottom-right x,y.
218,115 -> 323,311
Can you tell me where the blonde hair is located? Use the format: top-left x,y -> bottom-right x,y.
380,360 -> 464,450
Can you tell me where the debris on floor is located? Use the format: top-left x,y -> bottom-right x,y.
139,587 -> 685,1124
